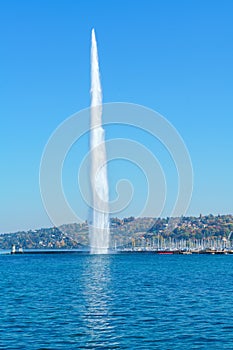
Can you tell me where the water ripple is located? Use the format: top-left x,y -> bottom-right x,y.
0,254 -> 233,349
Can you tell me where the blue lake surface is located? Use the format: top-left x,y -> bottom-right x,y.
0,253 -> 233,349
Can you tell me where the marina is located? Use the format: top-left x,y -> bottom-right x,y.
7,245 -> 233,255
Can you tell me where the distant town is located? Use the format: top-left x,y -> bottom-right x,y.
1,214 -> 233,252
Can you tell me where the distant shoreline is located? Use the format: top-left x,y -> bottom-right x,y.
1,248 -> 233,255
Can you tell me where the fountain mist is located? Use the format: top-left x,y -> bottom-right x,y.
89,29 -> 110,254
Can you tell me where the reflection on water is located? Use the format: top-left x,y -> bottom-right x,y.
82,255 -> 118,348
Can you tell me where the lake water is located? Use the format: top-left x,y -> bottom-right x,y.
0,253 -> 233,349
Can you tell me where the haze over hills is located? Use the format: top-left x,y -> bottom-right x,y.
0,214 -> 233,250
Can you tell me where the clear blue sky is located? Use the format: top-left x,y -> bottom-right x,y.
1,0 -> 233,232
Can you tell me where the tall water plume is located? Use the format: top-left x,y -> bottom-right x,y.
89,29 -> 110,254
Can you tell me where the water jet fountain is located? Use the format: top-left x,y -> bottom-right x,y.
89,29 -> 110,254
